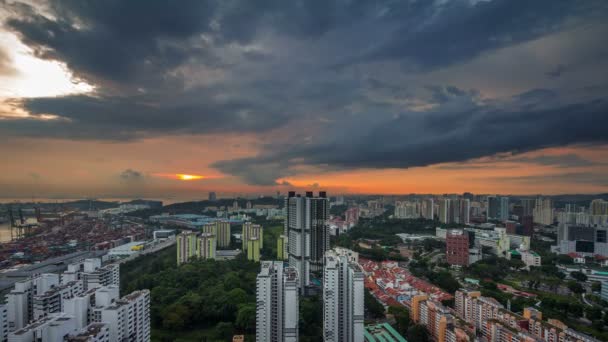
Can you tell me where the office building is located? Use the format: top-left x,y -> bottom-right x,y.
202,221 -> 231,247
323,249 -> 364,342
555,224 -> 608,257
521,198 -> 536,217
208,192 -> 217,201
277,235 -> 287,260
458,198 -> 470,225
446,230 -> 469,266
285,191 -> 329,291
247,237 -> 261,262
487,196 -> 508,221
255,262 -> 299,342
92,290 -> 150,342
521,215 -> 534,236
176,232 -> 198,265
533,197 -> 554,226
422,198 -> 435,220
438,198 -> 451,224
197,233 -> 216,260
242,222 -> 263,250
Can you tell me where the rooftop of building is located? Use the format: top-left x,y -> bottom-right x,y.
66,323 -> 108,341
364,322 -> 408,342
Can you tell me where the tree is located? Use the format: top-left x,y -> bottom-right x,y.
388,306 -> 410,336
365,289 -> 385,319
235,304 -> 256,331
429,271 -> 460,293
570,271 -> 587,282
213,322 -> 234,340
567,281 -> 585,294
407,324 -> 429,342
300,296 -> 323,339
591,281 -> 601,292
555,254 -> 574,264
585,306 -> 603,321
508,259 -> 526,270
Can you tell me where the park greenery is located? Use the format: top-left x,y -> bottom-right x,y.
119,214 -> 324,342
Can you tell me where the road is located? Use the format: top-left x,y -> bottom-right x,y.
113,238 -> 176,265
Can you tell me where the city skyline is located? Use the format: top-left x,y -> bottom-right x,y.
1,1 -> 608,198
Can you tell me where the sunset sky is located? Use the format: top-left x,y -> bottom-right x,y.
1,0 -> 607,199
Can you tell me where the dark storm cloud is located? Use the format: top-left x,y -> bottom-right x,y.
0,90 -> 290,140
339,0 -> 608,69
213,92 -> 608,185
3,0 -> 218,85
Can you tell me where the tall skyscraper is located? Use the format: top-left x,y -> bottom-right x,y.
284,191 -> 329,292
500,197 -> 509,221
208,191 -> 217,201
323,249 -> 364,342
521,198 -> 536,216
487,196 -> 508,221
438,198 -> 451,224
446,230 -> 469,266
422,198 -> 435,220
459,198 -> 470,224
533,197 -> 554,226
256,262 -> 299,342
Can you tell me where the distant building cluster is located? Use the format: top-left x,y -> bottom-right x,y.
454,290 -> 601,342
437,224 -> 535,265
0,258 -> 150,342
361,259 -> 453,307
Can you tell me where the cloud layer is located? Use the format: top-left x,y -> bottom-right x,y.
1,0 -> 608,188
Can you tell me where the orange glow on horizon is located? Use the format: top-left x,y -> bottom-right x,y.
154,173 -> 207,181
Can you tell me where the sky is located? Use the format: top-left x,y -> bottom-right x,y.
0,0 -> 607,199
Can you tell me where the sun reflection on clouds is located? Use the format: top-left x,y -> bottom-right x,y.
0,32 -> 94,98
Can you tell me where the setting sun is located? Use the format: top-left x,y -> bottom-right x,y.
152,173 -> 206,181
176,174 -> 204,181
